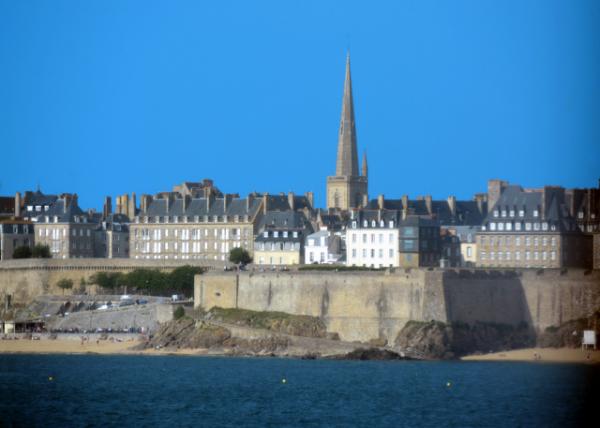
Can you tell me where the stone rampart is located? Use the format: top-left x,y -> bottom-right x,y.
0,259 -> 226,304
195,268 -> 600,343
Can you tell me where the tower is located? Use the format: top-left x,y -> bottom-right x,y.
326,54 -> 368,211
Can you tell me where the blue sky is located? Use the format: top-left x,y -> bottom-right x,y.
1,0 -> 598,210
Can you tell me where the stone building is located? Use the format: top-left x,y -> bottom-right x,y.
32,194 -> 97,259
0,219 -> 34,260
94,213 -> 130,258
476,184 -> 591,269
345,210 -> 441,268
326,54 -> 368,211
254,211 -> 313,266
0,196 -> 15,219
19,190 -> 58,220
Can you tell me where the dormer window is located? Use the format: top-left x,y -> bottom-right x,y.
379,220 -> 384,227
533,209 -> 539,218
144,216 -> 148,223
36,205 -> 41,212
578,212 -> 584,219
519,209 -> 525,217
174,216 -> 179,223
363,220 -> 368,227
283,231 -> 288,238
53,216 -> 58,223
515,222 -> 522,231
498,222 -> 504,231
371,220 -> 376,227
509,210 -> 515,217
493,210 -> 499,218
525,222 -> 531,231
542,222 -> 548,231
490,222 -> 496,231
263,231 -> 268,238
501,210 -> 506,218
273,231 -> 279,238
155,216 -> 160,223
292,231 -> 298,238
389,221 -> 394,228
352,221 -> 357,229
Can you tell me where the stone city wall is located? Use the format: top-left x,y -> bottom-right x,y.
195,268 -> 600,343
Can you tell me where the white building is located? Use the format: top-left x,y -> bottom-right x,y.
346,211 -> 399,268
304,230 -> 342,264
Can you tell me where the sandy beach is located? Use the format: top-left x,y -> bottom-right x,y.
462,347 -> 600,364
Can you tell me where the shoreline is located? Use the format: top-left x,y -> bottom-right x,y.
2,338 -> 600,364
461,347 -> 600,364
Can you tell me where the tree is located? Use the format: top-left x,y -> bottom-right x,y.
168,266 -> 205,296
56,278 -> 74,295
32,244 -> 51,258
229,247 -> 252,265
13,246 -> 32,259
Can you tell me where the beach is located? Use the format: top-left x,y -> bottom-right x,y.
462,347 -> 600,364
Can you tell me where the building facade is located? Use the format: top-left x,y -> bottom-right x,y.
345,210 -> 441,268
326,55 -> 368,211
32,195 -> 97,259
304,230 -> 343,264
94,213 -> 130,258
476,184 -> 591,269
0,219 -> 34,260
254,211 -> 313,266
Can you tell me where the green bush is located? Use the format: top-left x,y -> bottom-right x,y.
56,278 -> 74,295
32,244 -> 51,258
13,246 -> 32,259
229,247 -> 252,265
174,306 -> 185,320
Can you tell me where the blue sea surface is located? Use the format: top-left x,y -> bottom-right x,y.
0,355 -> 597,427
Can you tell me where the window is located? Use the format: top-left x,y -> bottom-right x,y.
506,251 -> 510,260
515,222 -> 522,231
490,251 -> 495,260
516,251 -> 520,261
466,247 -> 472,257
542,237 -> 548,246
378,249 -> 383,258
273,231 -> 279,238
362,234 -> 367,244
525,237 -> 531,246
525,223 -> 532,231
498,222 -> 504,231
362,249 -> 367,258
379,234 -> 383,244
363,220 -> 368,227
389,221 -> 394,228
551,251 -> 556,261
490,222 -> 496,231
389,249 -> 394,258
389,233 -> 394,244
501,210 -> 506,217
292,231 -> 298,238
509,210 -> 515,217
534,237 -> 538,247
542,251 -> 547,260
542,222 -> 548,231
551,237 -> 556,247
370,249 -> 375,258
533,209 -> 539,218
519,209 -> 525,217
506,222 -> 512,231
515,237 -> 521,246
481,251 -> 486,260
263,231 -> 268,238
352,221 -> 357,229
352,234 -> 356,243
351,249 -> 356,258
534,223 -> 540,231
370,234 -> 375,243
534,251 -> 539,260
282,231 -> 288,238
526,251 -> 530,260
493,210 -> 499,218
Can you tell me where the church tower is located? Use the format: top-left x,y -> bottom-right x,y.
326,54 -> 368,211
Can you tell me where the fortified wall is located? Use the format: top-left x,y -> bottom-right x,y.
195,269 -> 600,343
0,259 -> 226,305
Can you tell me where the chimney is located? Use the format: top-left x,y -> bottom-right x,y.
246,194 -> 254,211
377,194 -> 385,210
377,209 -> 382,222
121,194 -> 129,216
206,193 -> 214,211
262,193 -> 269,215
305,191 -> 314,208
288,192 -> 295,211
140,195 -> 151,213
183,194 -> 190,212
116,196 -> 122,215
224,194 -> 233,211
103,196 -> 112,218
447,195 -> 456,217
425,195 -> 432,215
487,179 -> 508,212
14,192 -> 21,217
362,194 -> 368,208
129,192 -> 136,218
402,195 -> 409,217
63,194 -> 71,213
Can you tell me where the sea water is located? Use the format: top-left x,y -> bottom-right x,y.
0,355 -> 597,427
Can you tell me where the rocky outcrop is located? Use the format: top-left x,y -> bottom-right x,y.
329,347 -> 412,361
537,311 -> 600,348
205,307 -> 328,338
395,320 -> 535,359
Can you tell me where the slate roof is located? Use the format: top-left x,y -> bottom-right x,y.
140,196 -> 262,221
22,190 -> 58,207
31,198 -> 97,224
348,210 -> 439,228
97,213 -> 130,232
482,185 -> 578,233
366,198 -> 485,226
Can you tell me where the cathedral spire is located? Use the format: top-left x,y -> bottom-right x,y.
362,150 -> 368,178
335,53 -> 359,177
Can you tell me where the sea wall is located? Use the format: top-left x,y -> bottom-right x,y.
0,259 -> 226,305
195,269 -> 600,343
